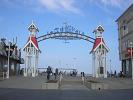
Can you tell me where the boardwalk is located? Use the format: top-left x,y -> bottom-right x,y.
60,76 -> 88,90
0,76 -> 133,100
1,75 -> 133,89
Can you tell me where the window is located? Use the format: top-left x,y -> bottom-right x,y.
122,20 -> 128,36
127,40 -> 130,48
122,41 -> 126,51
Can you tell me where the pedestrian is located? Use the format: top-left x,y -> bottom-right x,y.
81,72 -> 83,77
46,66 -> 52,80
59,71 -> 63,85
122,71 -> 124,78
107,71 -> 109,77
81,72 -> 85,85
54,68 -> 58,80
114,70 -> 117,77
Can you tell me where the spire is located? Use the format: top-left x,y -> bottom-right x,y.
91,25 -> 109,53
28,21 -> 39,36
93,25 -> 104,38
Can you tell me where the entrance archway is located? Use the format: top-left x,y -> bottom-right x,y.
23,22 -> 109,78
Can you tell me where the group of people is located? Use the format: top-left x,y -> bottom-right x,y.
119,71 -> 125,78
70,70 -> 77,76
81,72 -> 85,77
46,66 -> 86,81
46,66 -> 59,80
107,70 -> 125,78
107,70 -> 117,77
46,66 -> 64,81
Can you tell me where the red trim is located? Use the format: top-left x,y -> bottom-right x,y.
91,37 -> 108,53
31,36 -> 39,49
25,36 -> 39,50
91,38 -> 102,52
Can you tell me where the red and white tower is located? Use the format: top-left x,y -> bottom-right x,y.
91,25 -> 109,78
23,21 -> 40,77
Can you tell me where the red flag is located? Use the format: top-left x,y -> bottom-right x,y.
127,48 -> 133,58
127,48 -> 131,54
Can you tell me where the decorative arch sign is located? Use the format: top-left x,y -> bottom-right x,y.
23,22 -> 109,78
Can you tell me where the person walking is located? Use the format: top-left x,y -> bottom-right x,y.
81,72 -> 85,85
114,70 -> 117,77
46,66 -> 52,80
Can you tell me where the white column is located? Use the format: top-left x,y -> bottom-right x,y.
6,42 -> 10,79
31,55 -> 35,77
28,56 -> 31,76
92,53 -> 95,77
32,47 -> 36,77
104,51 -> 107,78
34,55 -> 36,77
95,52 -> 99,78
24,50 -> 27,77
36,52 -> 39,76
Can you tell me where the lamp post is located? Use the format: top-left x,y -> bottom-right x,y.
73,58 -> 76,69
6,42 -> 11,79
109,59 -> 112,77
59,60 -> 61,68
130,42 -> 133,79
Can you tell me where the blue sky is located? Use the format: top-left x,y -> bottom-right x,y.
0,0 -> 133,74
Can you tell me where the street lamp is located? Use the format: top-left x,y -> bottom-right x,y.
59,60 -> 61,68
6,42 -> 11,79
73,58 -> 76,69
130,41 -> 133,79
109,59 -> 112,77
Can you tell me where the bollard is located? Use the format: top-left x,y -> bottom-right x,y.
3,72 -> 4,80
59,73 -> 63,86
99,88 -> 101,90
82,76 -> 85,85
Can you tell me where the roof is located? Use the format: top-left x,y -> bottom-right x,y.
28,21 -> 39,32
90,38 -> 109,53
23,36 -> 39,51
116,3 -> 133,22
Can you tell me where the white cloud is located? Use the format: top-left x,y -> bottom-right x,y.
0,0 -> 81,14
1,0 -> 132,15
91,0 -> 133,8
88,0 -> 133,15
101,0 -> 123,7
38,0 -> 81,14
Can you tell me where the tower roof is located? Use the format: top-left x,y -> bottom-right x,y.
90,37 -> 109,53
97,25 -> 104,33
28,21 -> 39,34
23,36 -> 40,51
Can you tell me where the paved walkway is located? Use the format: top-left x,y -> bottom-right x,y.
0,75 -> 133,90
86,77 -> 133,89
0,87 -> 133,100
0,76 -> 47,89
60,76 -> 88,90
0,76 -> 133,100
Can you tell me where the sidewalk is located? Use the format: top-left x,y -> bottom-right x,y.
0,76 -> 133,100
86,77 -> 133,89
60,76 -> 88,90
0,75 -> 133,90
0,76 -> 47,89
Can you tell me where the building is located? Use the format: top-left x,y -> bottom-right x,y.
90,25 -> 109,78
0,38 -> 24,76
116,4 -> 133,77
23,22 -> 40,77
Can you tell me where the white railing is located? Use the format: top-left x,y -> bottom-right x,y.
0,72 -> 5,80
81,76 -> 85,85
59,73 -> 63,85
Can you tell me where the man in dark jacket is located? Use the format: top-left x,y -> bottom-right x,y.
46,66 -> 52,80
